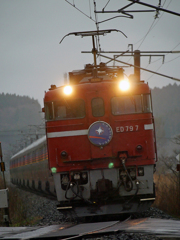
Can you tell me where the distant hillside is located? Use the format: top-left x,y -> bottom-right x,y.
0,93 -> 43,130
151,83 -> 180,139
0,93 -> 44,161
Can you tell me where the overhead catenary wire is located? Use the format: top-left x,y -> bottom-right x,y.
65,0 -> 95,22
142,37 -> 180,80
89,0 -> 92,19
98,53 -> 180,82
133,0 -> 167,47
64,0 -> 180,82
135,0 -> 176,79
128,0 -> 180,17
102,0 -> 111,12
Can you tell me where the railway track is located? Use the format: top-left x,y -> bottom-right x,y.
1,217 -> 180,239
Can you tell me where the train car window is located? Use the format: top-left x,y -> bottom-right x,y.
32,151 -> 36,163
39,147 -> 43,161
24,155 -> 27,165
54,99 -> 85,120
143,94 -> 152,112
111,95 -> 142,115
36,150 -> 38,162
91,98 -> 105,117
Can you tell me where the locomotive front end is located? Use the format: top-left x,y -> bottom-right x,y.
44,65 -> 157,217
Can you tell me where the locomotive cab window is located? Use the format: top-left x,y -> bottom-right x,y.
45,99 -> 85,120
91,98 -> 105,117
143,94 -> 152,113
111,94 -> 152,115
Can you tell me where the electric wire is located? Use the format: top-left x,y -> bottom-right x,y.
164,42 -> 180,63
134,0 -> 169,48
136,0 -> 176,80
65,0 -> 95,22
102,0 -> 111,12
89,0 -> 92,19
143,40 -> 180,80
136,19 -> 156,50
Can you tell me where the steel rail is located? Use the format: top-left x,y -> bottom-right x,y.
61,218 -> 131,240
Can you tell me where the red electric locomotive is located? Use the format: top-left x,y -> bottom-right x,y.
43,30 -> 157,217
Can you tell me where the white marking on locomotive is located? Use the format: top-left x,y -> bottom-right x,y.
47,129 -> 88,138
144,123 -> 153,130
96,126 -> 104,135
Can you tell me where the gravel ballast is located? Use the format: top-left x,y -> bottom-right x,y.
10,188 -> 177,240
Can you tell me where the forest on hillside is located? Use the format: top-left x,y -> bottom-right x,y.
0,93 -> 45,166
152,83 -> 180,139
0,93 -> 43,130
151,83 -> 180,156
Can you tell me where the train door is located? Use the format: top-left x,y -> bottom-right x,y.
86,89 -> 113,159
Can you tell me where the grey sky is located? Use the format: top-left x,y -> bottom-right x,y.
0,0 -> 180,106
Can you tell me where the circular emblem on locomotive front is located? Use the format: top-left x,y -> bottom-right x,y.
88,121 -> 113,147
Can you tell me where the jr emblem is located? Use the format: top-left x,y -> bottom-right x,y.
88,121 -> 113,146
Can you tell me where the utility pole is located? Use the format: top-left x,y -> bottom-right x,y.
0,142 -> 6,188
134,50 -> 140,81
0,142 -> 10,227
176,154 -> 180,205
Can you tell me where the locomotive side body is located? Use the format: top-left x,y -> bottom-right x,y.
44,66 -> 157,217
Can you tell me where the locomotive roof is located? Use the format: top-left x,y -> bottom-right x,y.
11,135 -> 46,160
44,80 -> 150,102
44,63 -> 151,102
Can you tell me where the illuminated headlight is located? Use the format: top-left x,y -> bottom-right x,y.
119,80 -> 130,91
63,85 -> 72,95
138,167 -> 144,176
74,173 -> 80,180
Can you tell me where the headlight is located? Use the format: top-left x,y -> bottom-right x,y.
119,80 -> 130,91
63,85 -> 72,95
74,173 -> 80,180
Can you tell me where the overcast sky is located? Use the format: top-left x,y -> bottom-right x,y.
0,0 -> 180,106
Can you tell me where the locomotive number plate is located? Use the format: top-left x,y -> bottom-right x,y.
116,125 -> 139,133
